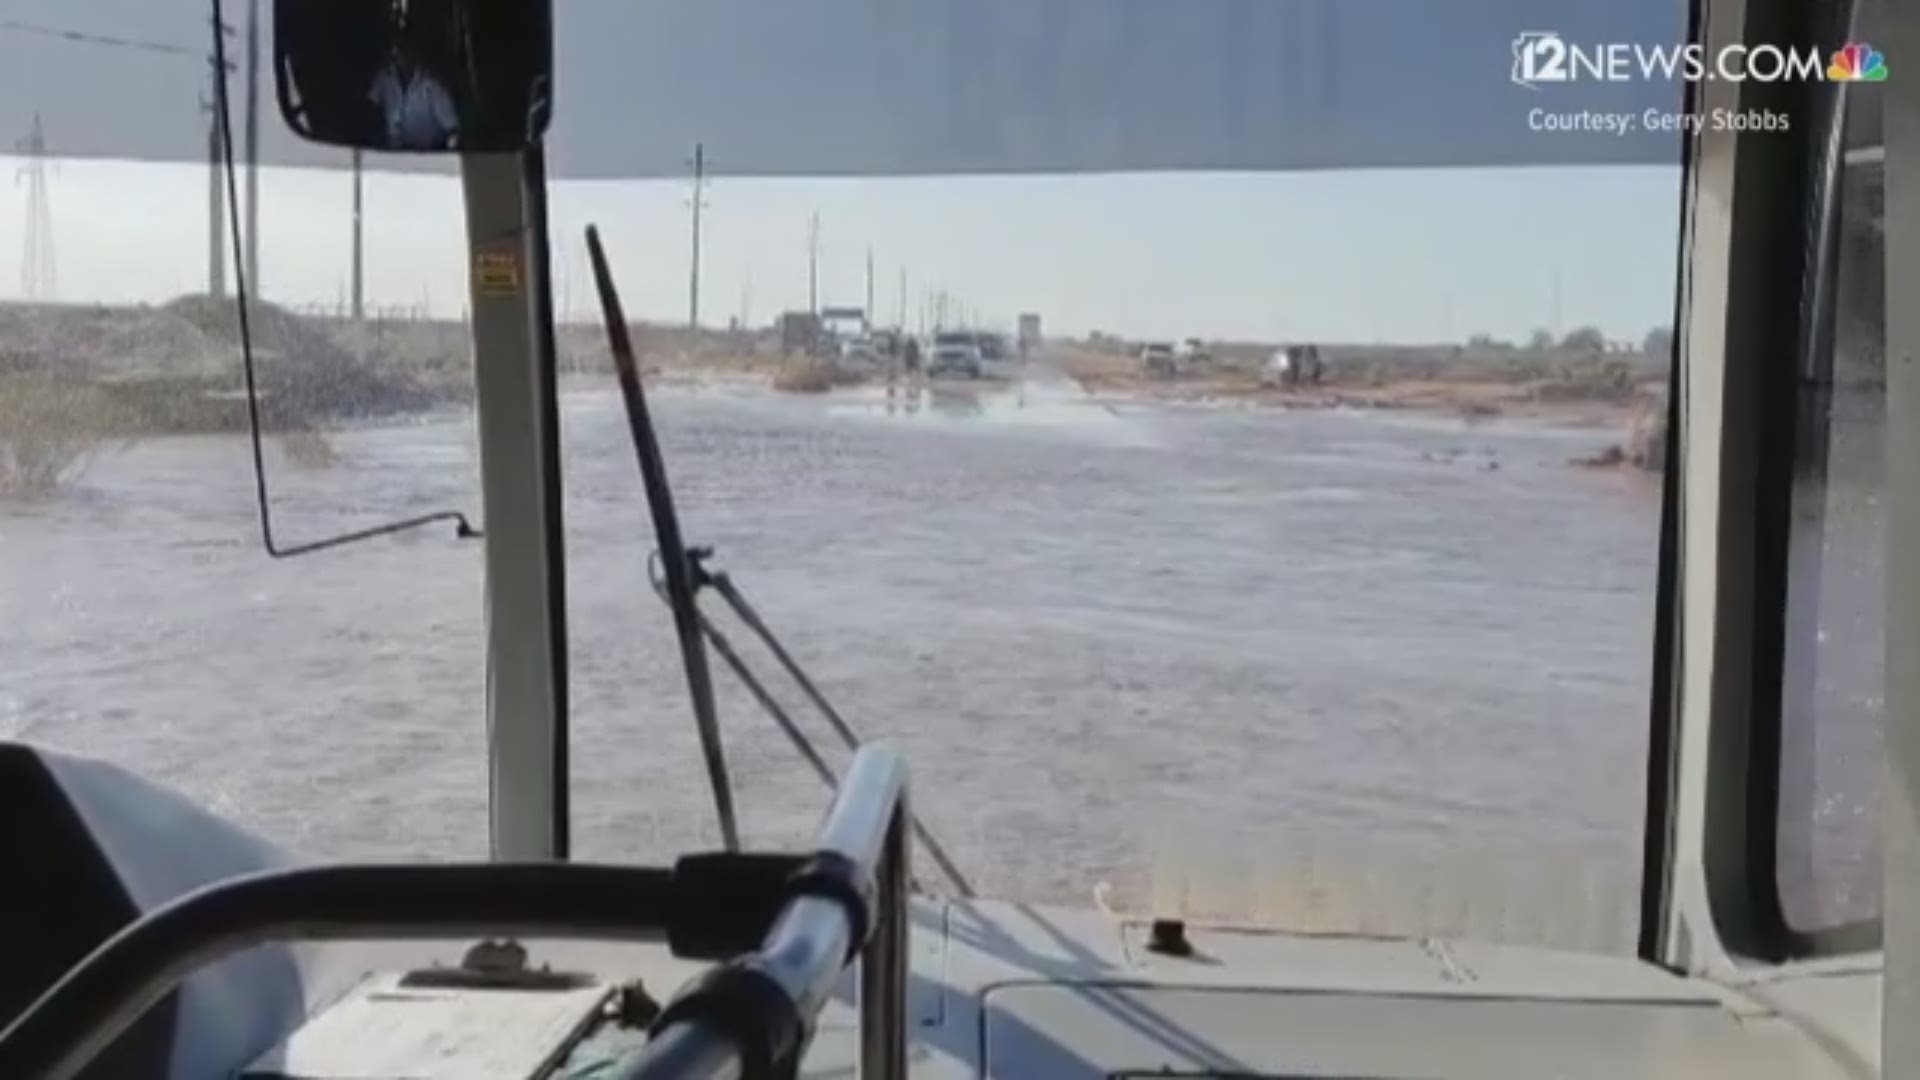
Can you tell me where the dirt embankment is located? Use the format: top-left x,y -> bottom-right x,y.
1052,343 -> 1669,472
1570,398 -> 1668,471
1054,344 -> 1665,428
0,296 -> 458,436
0,296 -> 482,494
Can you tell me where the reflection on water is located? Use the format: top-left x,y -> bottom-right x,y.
838,367 -> 1132,432
1,377 -> 1670,949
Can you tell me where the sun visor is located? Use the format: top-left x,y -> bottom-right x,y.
0,0 -> 1685,176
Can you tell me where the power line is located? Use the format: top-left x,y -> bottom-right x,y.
0,17 -> 229,63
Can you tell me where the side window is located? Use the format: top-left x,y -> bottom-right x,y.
1775,91 -> 1885,933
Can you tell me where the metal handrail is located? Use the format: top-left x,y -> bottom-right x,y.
0,864 -> 678,1080
620,746 -> 912,1080
0,748 -> 915,1080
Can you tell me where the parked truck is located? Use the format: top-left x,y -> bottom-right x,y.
1017,313 -> 1042,357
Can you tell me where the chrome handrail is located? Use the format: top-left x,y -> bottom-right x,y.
0,748 -> 914,1080
0,864 -> 682,1080
621,745 -> 912,1080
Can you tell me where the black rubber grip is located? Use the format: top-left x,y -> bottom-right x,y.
648,959 -> 803,1079
783,851 -> 874,964
667,852 -> 807,961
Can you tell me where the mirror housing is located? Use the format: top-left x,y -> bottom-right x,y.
274,0 -> 552,153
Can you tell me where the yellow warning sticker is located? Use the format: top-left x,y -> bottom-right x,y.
476,250 -> 520,296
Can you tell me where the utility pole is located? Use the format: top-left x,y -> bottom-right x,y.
806,212 -> 820,315
202,13 -> 238,300
1551,268 -> 1564,339
350,148 -> 365,350
204,80 -> 225,299
897,268 -> 907,330
687,142 -> 706,328
244,0 -> 260,295
864,246 -> 874,325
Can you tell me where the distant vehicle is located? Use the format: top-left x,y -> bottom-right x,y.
976,333 -> 1011,362
1297,343 -> 1325,384
1176,338 -> 1211,366
1262,343 -> 1323,389
838,336 -> 882,366
779,311 -> 824,356
1139,342 -> 1178,377
927,332 -> 985,378
1017,313 -> 1043,356
1262,348 -> 1293,388
820,306 -> 868,340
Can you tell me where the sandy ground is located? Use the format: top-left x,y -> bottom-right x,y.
635,350 -> 1017,394
1051,347 -> 1660,429
626,347 -> 1654,430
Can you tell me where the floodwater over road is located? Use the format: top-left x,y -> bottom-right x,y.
2,368 -> 1667,949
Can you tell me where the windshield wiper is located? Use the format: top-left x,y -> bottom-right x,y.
585,224 -> 740,852
645,549 -> 976,897
584,224 -> 973,894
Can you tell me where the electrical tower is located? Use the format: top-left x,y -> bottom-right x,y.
16,113 -> 55,301
0,17 -> 238,298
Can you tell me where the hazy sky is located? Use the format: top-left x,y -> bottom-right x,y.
0,156 -> 1683,344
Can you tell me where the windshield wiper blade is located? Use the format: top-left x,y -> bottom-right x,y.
585,224 -> 740,852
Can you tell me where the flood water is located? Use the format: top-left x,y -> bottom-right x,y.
2,369 -> 1668,950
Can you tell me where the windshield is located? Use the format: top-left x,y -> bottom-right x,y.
554,167 -> 1672,952
0,0 -> 1758,960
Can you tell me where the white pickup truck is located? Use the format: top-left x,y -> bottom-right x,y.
927,332 -> 985,378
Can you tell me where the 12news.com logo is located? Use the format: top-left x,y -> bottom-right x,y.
1511,31 -> 1886,88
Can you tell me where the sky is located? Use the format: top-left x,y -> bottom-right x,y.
0,0 -> 1695,344
0,0 -> 1687,178
0,156 -> 1683,345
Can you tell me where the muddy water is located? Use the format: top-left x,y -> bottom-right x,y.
0,371 -> 1665,950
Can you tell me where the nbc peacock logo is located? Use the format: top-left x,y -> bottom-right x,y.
1827,42 -> 1888,81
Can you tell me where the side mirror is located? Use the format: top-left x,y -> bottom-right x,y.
273,0 -> 552,153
